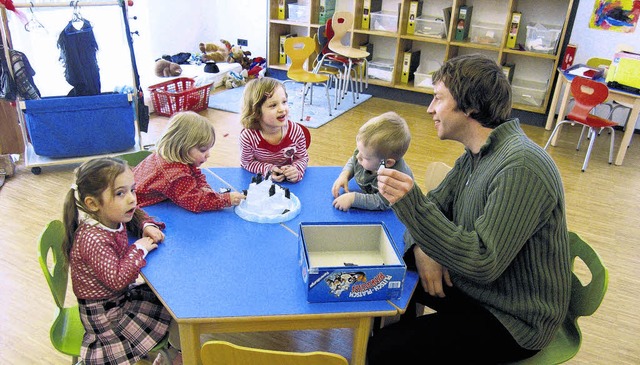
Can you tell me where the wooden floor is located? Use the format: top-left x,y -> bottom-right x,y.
1,95 -> 639,364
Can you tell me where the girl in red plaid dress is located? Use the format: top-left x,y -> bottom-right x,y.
62,157 -> 180,365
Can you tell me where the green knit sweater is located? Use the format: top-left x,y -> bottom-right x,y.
394,119 -> 571,350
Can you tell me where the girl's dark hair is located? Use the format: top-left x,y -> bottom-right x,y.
431,53 -> 512,128
61,157 -> 146,264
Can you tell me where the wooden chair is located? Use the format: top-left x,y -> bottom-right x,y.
283,36 -> 333,122
200,340 -> 349,365
313,23 -> 349,108
544,77 -> 618,171
508,231 -> 609,364
328,12 -> 370,102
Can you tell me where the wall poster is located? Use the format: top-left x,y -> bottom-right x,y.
590,0 -> 640,32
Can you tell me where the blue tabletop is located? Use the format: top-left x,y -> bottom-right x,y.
142,166 -> 418,320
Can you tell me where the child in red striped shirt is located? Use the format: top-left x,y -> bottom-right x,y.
239,77 -> 309,183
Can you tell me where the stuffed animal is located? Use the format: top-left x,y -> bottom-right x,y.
155,59 -> 182,77
229,45 -> 253,69
199,42 -> 229,63
222,71 -> 246,89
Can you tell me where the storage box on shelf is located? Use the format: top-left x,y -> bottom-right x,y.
415,15 -> 446,38
368,58 -> 395,82
470,22 -> 503,45
148,78 -> 213,117
525,23 -> 562,54
288,3 -> 310,22
413,66 -> 434,89
371,10 -> 399,32
511,78 -> 548,107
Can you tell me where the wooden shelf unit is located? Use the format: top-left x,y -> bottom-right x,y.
267,0 -> 575,114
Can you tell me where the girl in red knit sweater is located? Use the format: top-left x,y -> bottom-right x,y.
133,111 -> 245,212
62,157 -> 180,365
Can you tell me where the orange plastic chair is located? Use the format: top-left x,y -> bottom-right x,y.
544,77 -> 618,171
200,340 -> 349,365
283,36 -> 333,121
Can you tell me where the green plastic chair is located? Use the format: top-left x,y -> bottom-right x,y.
509,231 -> 609,364
38,219 -> 84,364
39,219 -> 171,365
116,149 -> 153,167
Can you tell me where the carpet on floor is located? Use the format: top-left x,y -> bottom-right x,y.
208,82 -> 372,128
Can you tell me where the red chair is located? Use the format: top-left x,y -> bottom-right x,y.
544,77 -> 618,172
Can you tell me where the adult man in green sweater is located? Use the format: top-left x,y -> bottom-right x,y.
370,54 -> 571,364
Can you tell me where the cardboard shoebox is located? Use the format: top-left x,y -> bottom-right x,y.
298,222 -> 406,302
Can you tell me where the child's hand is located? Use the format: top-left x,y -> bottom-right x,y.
229,192 -> 246,206
281,165 -> 300,182
333,192 -> 355,211
136,236 -> 158,253
271,167 -> 286,183
143,225 -> 165,243
331,172 -> 350,198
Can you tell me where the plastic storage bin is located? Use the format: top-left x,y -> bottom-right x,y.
511,78 -> 548,107
371,11 -> 399,32
470,22 -> 503,45
148,77 -> 213,117
23,93 -> 135,158
415,15 -> 446,38
287,3 -> 310,22
525,23 -> 561,54
413,68 -> 434,88
368,58 -> 395,82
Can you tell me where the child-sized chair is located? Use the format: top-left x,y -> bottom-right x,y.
544,77 -> 618,171
38,219 -> 84,364
283,36 -> 333,122
508,231 -> 609,364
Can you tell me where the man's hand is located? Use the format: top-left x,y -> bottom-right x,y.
414,245 -> 452,298
377,168 -> 414,205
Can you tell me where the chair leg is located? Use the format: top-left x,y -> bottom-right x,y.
299,83 -> 307,121
582,127 -> 598,172
544,122 -> 567,150
607,127 -> 615,164
323,82 -> 332,116
577,125 -> 588,150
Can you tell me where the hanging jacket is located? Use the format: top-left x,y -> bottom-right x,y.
57,19 -> 101,96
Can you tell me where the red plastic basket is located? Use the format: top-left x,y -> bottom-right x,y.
148,77 -> 213,117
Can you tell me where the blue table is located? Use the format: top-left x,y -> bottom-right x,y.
142,166 -> 418,365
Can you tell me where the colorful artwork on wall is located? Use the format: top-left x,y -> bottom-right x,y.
590,0 -> 640,32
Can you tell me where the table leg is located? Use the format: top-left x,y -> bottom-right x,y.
550,81 -> 573,146
178,322 -> 201,365
350,317 -> 372,365
546,74 -> 564,130
614,98 -> 640,165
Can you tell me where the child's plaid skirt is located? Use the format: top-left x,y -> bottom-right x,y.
78,283 -> 172,365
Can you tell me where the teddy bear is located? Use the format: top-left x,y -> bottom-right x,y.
155,59 -> 182,77
199,42 -> 229,63
229,45 -> 253,70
